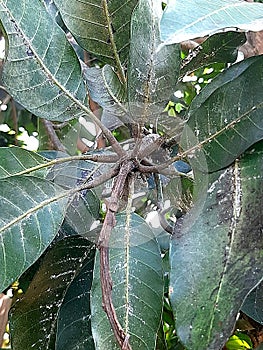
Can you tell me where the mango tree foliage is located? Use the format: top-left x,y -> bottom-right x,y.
0,0 -> 262,349
160,0 -> 263,44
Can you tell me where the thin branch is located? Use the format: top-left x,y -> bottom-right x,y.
42,119 -> 67,152
0,165 -> 119,235
102,0 -> 126,85
98,160 -> 135,350
11,152 -> 120,178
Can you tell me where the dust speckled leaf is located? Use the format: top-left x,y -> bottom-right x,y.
181,31 -> 246,77
181,55 -> 263,172
169,141 -> 263,350
0,147 -> 48,179
54,0 -> 138,70
0,0 -> 87,122
0,176 -> 68,292
160,0 -> 263,44
128,0 -> 180,125
10,236 -> 95,350
91,212 -> 163,350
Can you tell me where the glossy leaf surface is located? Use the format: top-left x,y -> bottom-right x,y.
169,141 -> 263,349
160,0 -> 263,44
10,236 -> 95,350
91,212 -> 163,349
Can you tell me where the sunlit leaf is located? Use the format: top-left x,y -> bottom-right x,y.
91,212 -> 163,349
169,141 -> 263,349
160,0 -> 263,44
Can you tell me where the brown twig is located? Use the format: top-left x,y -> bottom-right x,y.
98,160 -> 135,350
42,119 -> 67,152
0,293 -> 12,346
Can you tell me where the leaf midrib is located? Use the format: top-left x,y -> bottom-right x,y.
2,2 -> 117,144
173,1 -> 255,35
177,102 -> 263,162
207,160 -> 242,343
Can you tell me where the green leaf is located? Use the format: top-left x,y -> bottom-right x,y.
0,176 -> 68,292
225,333 -> 253,350
10,236 -> 95,350
128,0 -> 180,125
91,212 -> 164,350
169,141 -> 263,349
53,0 -> 138,73
181,31 -> 246,76
0,147 -> 48,179
0,0 -> 87,122
160,0 -> 263,44
46,158 -> 102,237
242,280 -> 263,325
83,64 -> 129,130
181,55 -> 263,172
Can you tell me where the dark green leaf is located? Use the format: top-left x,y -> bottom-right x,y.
63,189 -> 100,238
10,236 -> 95,350
181,56 -> 263,172
169,141 -> 263,350
91,212 -> 164,349
0,0 -> 87,122
0,147 -> 47,179
128,0 -> 180,125
56,241 -> 96,350
160,0 -> 263,44
0,176 -> 68,292
242,280 -> 263,325
181,31 -> 246,76
54,0 -> 138,71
